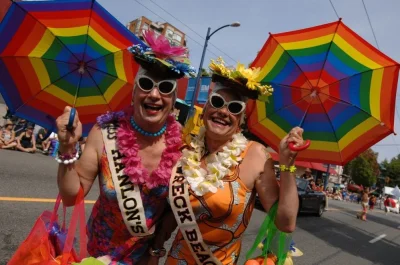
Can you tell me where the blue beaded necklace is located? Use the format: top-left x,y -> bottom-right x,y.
130,116 -> 167,137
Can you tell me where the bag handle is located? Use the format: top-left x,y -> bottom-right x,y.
60,188 -> 88,264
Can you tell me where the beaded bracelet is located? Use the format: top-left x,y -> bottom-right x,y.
55,145 -> 80,165
279,164 -> 297,173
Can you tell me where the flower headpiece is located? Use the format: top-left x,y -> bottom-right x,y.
209,57 -> 273,100
130,30 -> 196,79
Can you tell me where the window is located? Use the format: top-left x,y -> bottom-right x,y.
173,33 -> 182,42
166,29 -> 174,39
142,23 -> 149,31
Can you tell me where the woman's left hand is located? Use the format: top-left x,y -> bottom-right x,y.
279,127 -> 304,165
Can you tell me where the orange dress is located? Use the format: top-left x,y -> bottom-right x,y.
166,142 -> 256,265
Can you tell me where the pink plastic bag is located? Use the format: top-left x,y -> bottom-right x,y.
8,189 -> 87,265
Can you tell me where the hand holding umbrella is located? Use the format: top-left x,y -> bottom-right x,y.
56,107 -> 82,153
280,127 -> 308,161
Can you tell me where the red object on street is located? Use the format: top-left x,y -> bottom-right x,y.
384,198 -> 396,208
347,183 -> 362,192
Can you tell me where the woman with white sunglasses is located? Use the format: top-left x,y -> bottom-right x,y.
163,58 -> 303,265
55,30 -> 195,265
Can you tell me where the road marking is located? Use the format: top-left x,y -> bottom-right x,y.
0,197 -> 96,204
369,234 -> 387,243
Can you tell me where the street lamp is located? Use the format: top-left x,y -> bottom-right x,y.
187,22 -> 241,119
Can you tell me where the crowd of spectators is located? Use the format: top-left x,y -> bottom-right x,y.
1,110 -> 86,155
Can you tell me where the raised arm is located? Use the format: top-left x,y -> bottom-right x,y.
255,127 -> 304,233
16,132 -> 24,145
56,107 -> 102,206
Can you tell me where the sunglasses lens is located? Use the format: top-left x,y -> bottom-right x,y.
228,102 -> 244,114
210,95 -> 225,108
158,81 -> 175,94
138,77 -> 154,91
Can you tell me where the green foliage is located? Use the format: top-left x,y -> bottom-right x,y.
384,158 -> 400,186
345,148 -> 379,187
351,156 -> 376,187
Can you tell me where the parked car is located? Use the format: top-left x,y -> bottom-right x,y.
296,178 -> 326,217
255,178 -> 326,217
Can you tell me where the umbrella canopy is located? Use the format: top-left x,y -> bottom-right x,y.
0,0 -> 143,135
247,20 -> 400,165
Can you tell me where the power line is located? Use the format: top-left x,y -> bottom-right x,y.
390,135 -> 400,154
375,143 -> 400,147
361,0 -> 400,155
132,0 -> 227,64
329,0 -> 340,19
148,0 -> 238,64
361,0 -> 380,49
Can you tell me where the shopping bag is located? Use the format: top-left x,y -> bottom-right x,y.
7,188 -> 87,265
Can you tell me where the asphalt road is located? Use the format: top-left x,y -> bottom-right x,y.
0,149 -> 399,265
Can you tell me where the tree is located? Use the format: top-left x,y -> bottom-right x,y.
343,160 -> 353,175
386,158 -> 400,186
361,149 -> 380,176
351,156 -> 376,187
345,149 -> 379,187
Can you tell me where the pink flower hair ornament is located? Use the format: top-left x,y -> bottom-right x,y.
130,30 -> 196,79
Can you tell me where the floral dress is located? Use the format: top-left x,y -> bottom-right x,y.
86,150 -> 169,264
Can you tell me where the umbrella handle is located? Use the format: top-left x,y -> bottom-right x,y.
67,108 -> 76,131
289,140 -> 311,152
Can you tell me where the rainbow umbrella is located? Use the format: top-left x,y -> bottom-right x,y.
247,20 -> 400,165
0,0 -> 143,135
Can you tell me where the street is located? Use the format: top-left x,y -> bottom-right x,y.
0,149 -> 399,265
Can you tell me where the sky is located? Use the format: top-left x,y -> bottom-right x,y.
96,0 -> 400,163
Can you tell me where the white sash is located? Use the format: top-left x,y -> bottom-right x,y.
169,165 -> 222,265
101,122 -> 154,236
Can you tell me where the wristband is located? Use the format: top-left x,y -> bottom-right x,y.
56,145 -> 80,164
279,164 -> 297,173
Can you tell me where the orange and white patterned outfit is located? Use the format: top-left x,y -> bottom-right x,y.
166,142 -> 256,265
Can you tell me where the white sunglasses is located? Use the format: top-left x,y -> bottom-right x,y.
208,93 -> 246,115
136,75 -> 177,95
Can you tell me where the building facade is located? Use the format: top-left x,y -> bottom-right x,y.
127,16 -> 186,47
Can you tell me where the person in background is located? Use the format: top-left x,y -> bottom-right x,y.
358,188 -> 375,221
16,125 -> 36,153
369,195 -> 376,210
384,195 -> 396,214
14,118 -> 27,137
0,120 -> 17,149
36,127 -> 51,154
301,168 -> 314,181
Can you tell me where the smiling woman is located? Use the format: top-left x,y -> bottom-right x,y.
53,29 -> 196,264
160,57 -> 303,265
